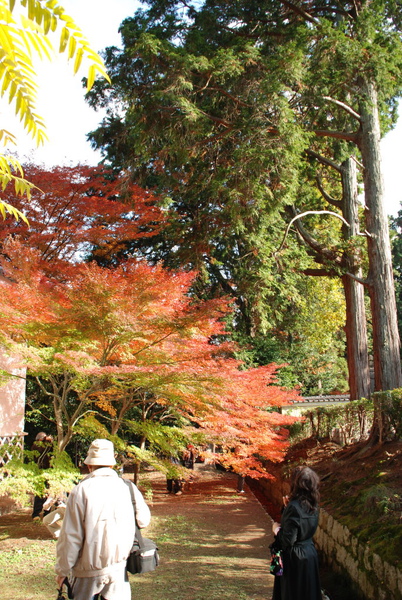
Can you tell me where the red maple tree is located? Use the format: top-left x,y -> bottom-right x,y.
0,163 -> 165,270
0,240 -> 299,473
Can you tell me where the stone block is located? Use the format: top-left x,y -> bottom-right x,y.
336,544 -> 348,567
342,526 -> 351,547
357,543 -> 365,565
319,509 -> 329,531
345,554 -> 358,580
315,528 -> 323,548
384,561 -> 398,594
357,570 -> 375,600
315,512 -> 401,600
327,535 -> 335,556
363,545 -> 372,571
397,568 -> 402,595
351,535 -> 358,558
372,552 -> 384,582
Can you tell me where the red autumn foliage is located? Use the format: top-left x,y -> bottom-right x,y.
0,240 -> 299,470
0,163 -> 165,270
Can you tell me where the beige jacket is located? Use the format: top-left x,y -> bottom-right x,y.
55,468 -> 151,578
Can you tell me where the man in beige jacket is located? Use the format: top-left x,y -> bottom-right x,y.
55,439 -> 151,600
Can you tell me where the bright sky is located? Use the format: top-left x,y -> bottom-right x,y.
7,0 -> 140,167
381,117 -> 402,216
6,0 -> 402,217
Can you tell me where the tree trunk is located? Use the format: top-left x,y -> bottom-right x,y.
341,157 -> 371,399
52,387 -> 65,451
358,79 -> 402,391
133,435 -> 146,485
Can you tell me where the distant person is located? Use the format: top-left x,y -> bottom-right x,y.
31,431 -> 53,520
236,473 -> 245,493
55,438 -> 151,600
166,455 -> 183,495
271,466 -> 322,600
42,494 -> 67,538
182,445 -> 196,469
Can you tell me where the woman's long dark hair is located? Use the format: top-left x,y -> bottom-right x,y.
290,466 -> 320,513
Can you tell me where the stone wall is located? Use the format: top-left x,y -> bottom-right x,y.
252,475 -> 402,599
315,508 -> 402,600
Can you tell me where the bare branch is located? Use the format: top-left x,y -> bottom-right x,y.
280,0 -> 319,24
198,110 -> 232,128
274,210 -> 350,256
322,96 -> 362,122
194,127 -> 234,147
71,409 -> 97,429
344,271 -> 370,287
352,155 -> 364,170
196,73 -> 213,93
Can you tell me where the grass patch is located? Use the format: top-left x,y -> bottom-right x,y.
0,541 -> 56,600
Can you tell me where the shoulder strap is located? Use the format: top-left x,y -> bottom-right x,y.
124,479 -> 146,548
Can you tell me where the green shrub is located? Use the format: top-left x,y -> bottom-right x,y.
360,484 -> 402,516
0,449 -> 80,508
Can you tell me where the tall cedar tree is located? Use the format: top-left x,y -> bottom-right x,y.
86,0 -> 402,392
0,240 -> 297,477
85,4 -> 348,394
291,156 -> 371,399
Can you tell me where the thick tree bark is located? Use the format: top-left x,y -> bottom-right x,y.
358,79 -> 402,391
298,155 -> 371,399
341,158 -> 371,400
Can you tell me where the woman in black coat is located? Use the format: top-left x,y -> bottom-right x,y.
271,466 -> 322,600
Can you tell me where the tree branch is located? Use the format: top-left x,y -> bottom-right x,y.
322,96 -> 362,122
194,127 -> 234,147
201,85 -> 253,109
344,271 -> 370,287
35,375 -> 53,397
303,268 -> 336,277
315,175 -> 342,209
313,129 -> 359,144
352,155 -> 364,170
264,126 -> 358,144
71,409 -> 96,429
274,210 -> 350,256
279,0 -> 319,24
132,330 -> 176,357
292,215 -> 345,267
307,149 -> 342,173
197,109 -> 232,128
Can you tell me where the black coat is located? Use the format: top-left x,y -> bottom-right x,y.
272,499 -> 321,600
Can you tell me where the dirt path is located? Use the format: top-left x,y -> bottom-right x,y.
137,468 -> 273,600
0,464 -> 276,600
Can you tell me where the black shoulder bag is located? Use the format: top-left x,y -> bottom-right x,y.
269,538 -> 283,577
124,479 -> 159,574
56,577 -> 74,599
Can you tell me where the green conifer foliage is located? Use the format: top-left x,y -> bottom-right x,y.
86,0 -> 402,392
